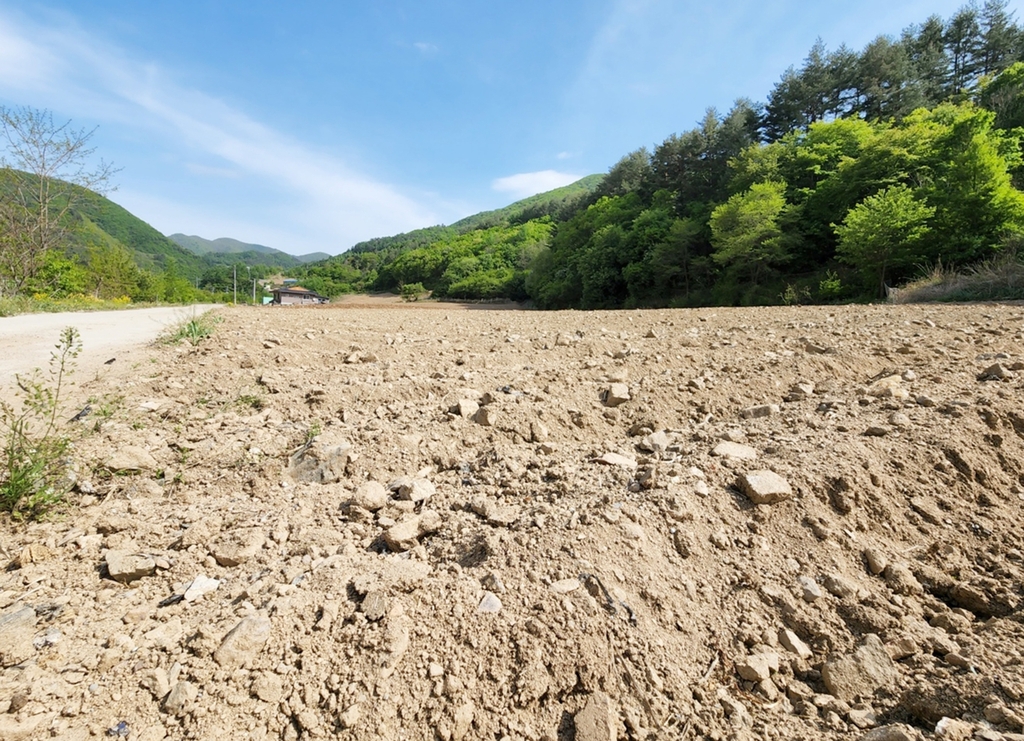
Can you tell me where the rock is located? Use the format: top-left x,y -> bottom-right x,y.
717,688 -> 753,727
550,578 -> 581,594
593,452 -> 637,468
252,673 -> 284,704
470,499 -> 518,526
456,399 -> 479,418
139,668 -> 170,700
859,725 -> 920,741
574,691 -> 617,741
16,543 -> 54,567
780,629 -> 813,659
214,614 -> 273,669
477,592 -> 502,614
798,576 -> 822,602
0,715 -> 48,740
183,575 -> 220,603
735,653 -> 778,682
864,549 -> 888,576
741,404 -> 779,419
866,376 -> 910,401
864,426 -> 890,437
738,470 -> 792,504
338,704 -> 362,729
163,681 -> 197,716
977,363 -> 1012,381
883,563 -> 922,595
822,634 -> 898,702
383,512 -> 441,551
360,591 -> 390,621
909,497 -> 943,525
453,701 -> 475,741
638,430 -> 671,454
350,480 -> 389,511
288,432 -> 352,483
105,550 -> 156,584
603,383 -> 631,408
848,706 -> 880,729
934,717 -> 973,740
210,528 -> 265,567
824,574 -> 858,599
0,606 -> 36,667
393,477 -> 436,503
712,441 -> 758,461
104,445 -> 159,472
473,407 -> 497,426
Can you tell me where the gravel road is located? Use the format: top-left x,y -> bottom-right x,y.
0,304 -> 220,397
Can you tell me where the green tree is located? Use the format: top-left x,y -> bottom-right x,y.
710,181 -> 790,286
87,242 -> 141,298
834,184 -> 934,296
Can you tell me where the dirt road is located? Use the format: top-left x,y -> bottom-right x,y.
0,304 -> 219,398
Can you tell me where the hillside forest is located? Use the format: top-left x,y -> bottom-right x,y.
296,1 -> 1024,307
4,3 -> 1024,309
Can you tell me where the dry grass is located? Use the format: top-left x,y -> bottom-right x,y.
890,249 -> 1024,303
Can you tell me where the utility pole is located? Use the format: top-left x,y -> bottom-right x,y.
233,265 -> 237,304
252,278 -> 256,304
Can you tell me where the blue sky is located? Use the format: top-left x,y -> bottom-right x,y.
0,0 -> 1011,255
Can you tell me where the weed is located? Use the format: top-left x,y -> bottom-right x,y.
306,420 -> 322,443
0,327 -> 81,519
236,394 -> 265,411
162,310 -> 222,346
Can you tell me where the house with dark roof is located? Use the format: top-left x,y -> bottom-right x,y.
271,286 -> 329,305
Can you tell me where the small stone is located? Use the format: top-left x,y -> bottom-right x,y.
394,477 -> 435,503
16,543 -> 54,567
163,681 -> 198,716
210,528 -> 265,567
823,574 -> 858,599
859,724 -> 920,741
574,691 -> 617,741
549,578 -> 580,594
339,704 -> 362,729
105,550 -> 156,584
934,717 -> 973,740
978,363 -> 1012,381
183,575 -> 220,603
477,592 -> 502,614
603,383 -> 631,408
139,668 -> 170,700
453,701 -> 475,741
882,563 -> 922,595
351,481 -> 389,511
798,576 -> 822,602
916,395 -> 936,407
361,591 -> 390,621
456,399 -> 479,418
0,607 -> 37,667
214,614 -> 273,669
888,413 -> 910,427
864,549 -> 888,576
104,445 -> 159,472
848,706 -> 880,729
594,452 -> 637,468
822,634 -> 898,703
252,673 -> 284,704
712,442 -> 758,461
741,404 -> 779,419
863,426 -> 890,437
473,407 -> 497,427
735,653 -> 777,682
779,629 -> 813,659
738,470 -> 792,504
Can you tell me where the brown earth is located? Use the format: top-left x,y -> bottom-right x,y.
1,302 -> 1024,741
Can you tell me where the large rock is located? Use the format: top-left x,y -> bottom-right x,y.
214,615 -> 273,669
350,481 -> 389,511
574,691 -> 617,741
0,607 -> 36,667
105,550 -> 156,583
822,634 -> 898,702
738,470 -> 792,504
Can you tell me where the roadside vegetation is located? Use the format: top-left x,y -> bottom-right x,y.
160,309 -> 222,346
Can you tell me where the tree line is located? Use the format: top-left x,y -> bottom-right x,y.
301,1 -> 1024,307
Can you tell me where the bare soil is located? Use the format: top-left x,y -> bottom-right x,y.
1,302 -> 1023,741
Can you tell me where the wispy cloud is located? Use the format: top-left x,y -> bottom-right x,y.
0,9 -> 440,253
413,41 -> 439,55
492,170 -> 582,200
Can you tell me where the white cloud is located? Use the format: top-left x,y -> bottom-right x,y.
413,41 -> 439,55
0,9 -> 440,253
491,170 -> 583,200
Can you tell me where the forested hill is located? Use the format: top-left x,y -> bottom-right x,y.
297,1 -> 1024,307
169,234 -> 330,268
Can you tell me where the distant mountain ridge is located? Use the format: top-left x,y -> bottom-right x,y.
168,234 -> 329,267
